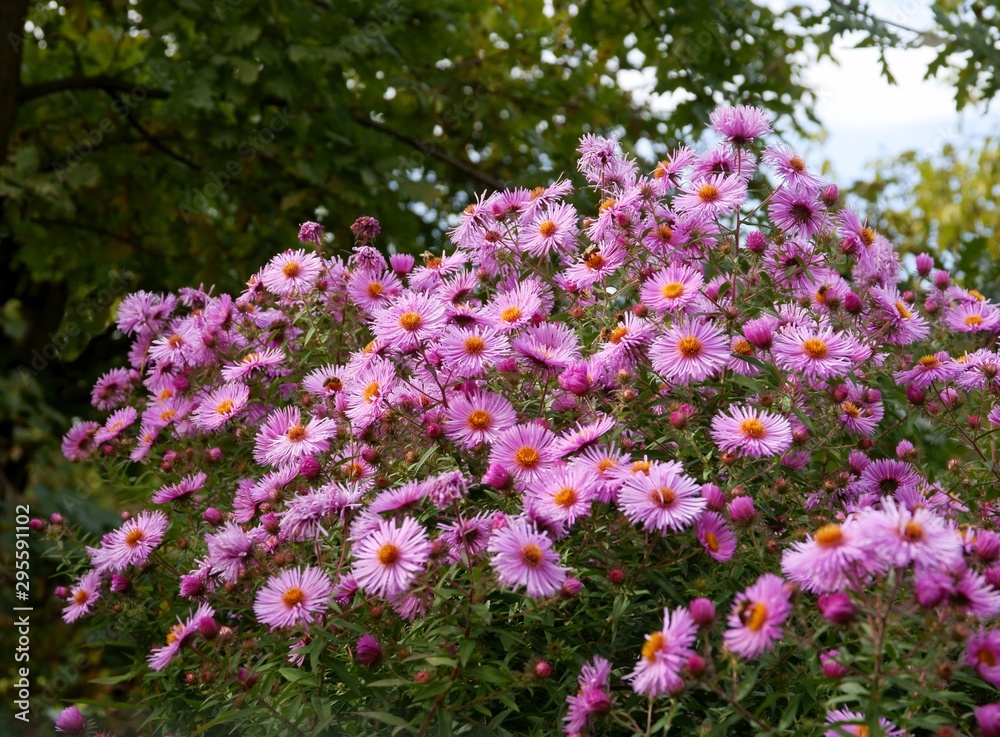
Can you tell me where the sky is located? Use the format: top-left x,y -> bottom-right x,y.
802,0 -> 996,182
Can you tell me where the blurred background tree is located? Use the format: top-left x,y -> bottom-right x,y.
0,0 -> 997,732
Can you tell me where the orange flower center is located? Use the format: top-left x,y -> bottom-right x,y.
166,623 -> 185,645
802,337 -> 828,359
377,543 -> 400,565
970,289 -> 986,301
903,520 -> 924,542
815,524 -> 844,548
599,197 -> 616,213
324,377 -> 343,392
282,586 -> 306,607
651,486 -> 676,507
73,589 -> 90,605
514,446 -> 540,469
744,602 -> 768,632
642,630 -> 665,662
860,227 -> 876,247
168,334 -> 184,349
216,399 -> 235,415
585,251 -> 605,270
677,335 -> 702,358
554,487 -> 577,508
918,355 -> 939,368
538,220 -> 558,238
464,336 -> 486,355
740,418 -> 767,439
521,543 -> 544,567
895,301 -> 911,319
466,409 -> 493,431
499,306 -> 522,323
286,425 -> 307,441
698,184 -> 720,202
705,531 -> 720,552
965,314 -> 984,327
282,261 -> 301,278
841,401 -> 861,419
658,224 -> 673,241
367,282 -> 384,298
733,339 -> 753,356
398,311 -> 423,332
362,381 -> 380,403
609,326 -> 628,344
979,648 -> 997,667
125,528 -> 145,548
788,156 -> 806,173
631,460 -> 651,475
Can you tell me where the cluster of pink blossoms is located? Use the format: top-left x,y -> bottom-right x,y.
53,104 -> 1000,736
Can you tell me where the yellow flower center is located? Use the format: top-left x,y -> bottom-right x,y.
744,602 -> 768,632
398,311 -> 423,332
677,335 -> 703,358
73,590 -> 90,605
599,197 -> 616,213
642,631 -> 664,662
585,251 -> 605,270
514,446 -> 540,470
377,543 -> 400,565
965,314 -> 984,327
860,227 -> 876,247
538,220 -> 558,238
841,401 -> 861,419
362,381 -> 381,403
733,339 -> 753,356
970,289 -> 986,301
815,524 -> 844,548
216,399 -> 235,415
895,301 -> 911,319
466,409 -> 493,431
802,337 -> 828,359
918,355 -> 939,368
464,336 -> 486,355
281,586 -> 306,607
166,623 -> 185,645
631,460 -> 651,475
609,326 -> 628,344
740,418 -> 766,439
499,306 -> 522,323
661,282 -> 684,300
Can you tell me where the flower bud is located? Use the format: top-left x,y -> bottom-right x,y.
842,291 -> 862,314
689,597 -> 716,626
932,269 -> 950,289
28,518 -> 45,532
818,592 -> 855,624
203,507 -> 224,526
54,705 -> 88,735
746,231 -> 767,253
608,568 -> 625,585
915,252 -> 934,276
299,455 -> 321,479
906,384 -> 926,405
356,633 -> 383,668
50,512 -> 64,525
390,253 -> 415,275
632,303 -> 649,318
425,422 -> 442,439
701,483 -> 725,510
820,650 -> 848,678
561,577 -> 583,597
821,184 -> 839,207
54,586 -> 70,599
685,654 -> 706,677
482,463 -> 511,490
261,512 -> 281,534
895,439 -> 916,460
727,496 -> 756,524
110,574 -> 130,593
533,660 -> 552,678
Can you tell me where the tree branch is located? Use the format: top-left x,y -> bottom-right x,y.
18,74 -> 170,104
0,0 -> 30,160
105,90 -> 199,170
349,112 -> 504,191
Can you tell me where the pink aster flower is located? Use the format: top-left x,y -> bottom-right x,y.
89,511 -> 169,573
487,517 -> 568,599
893,352 -> 959,390
772,323 -> 853,379
253,566 -> 332,630
674,173 -> 747,218
824,709 -> 904,737
54,705 -> 89,735
521,203 -> 578,257
487,283 -> 542,332
94,406 -> 138,443
856,497 -> 963,572
710,405 -> 792,459
439,513 -> 493,563
563,656 -> 613,734
253,406 -> 336,467
696,511 -> 737,562
627,606 -> 698,697
62,421 -> 100,461
781,520 -> 870,593
442,389 -> 518,448
90,368 -> 135,411
762,143 -> 823,190
641,264 -> 705,314
553,416 -> 618,457
768,186 -> 827,239
62,570 -> 103,623
221,347 -> 285,381
618,460 -> 706,533
302,363 -> 348,399
944,300 -> 1000,333
152,471 -> 207,504
260,249 -> 324,296
489,423 -> 559,482
526,464 -> 599,526
723,573 -> 792,659
147,603 -> 215,670
709,105 -> 773,146
345,357 -> 397,428
352,516 -> 432,599
206,522 -> 262,583
438,325 -> 509,378
192,381 -> 250,431
650,319 -> 729,384
372,291 -> 447,352
969,629 -> 1000,687
511,322 -> 581,373
347,268 -> 403,313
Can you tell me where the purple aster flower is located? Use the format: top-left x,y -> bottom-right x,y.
521,203 -> 578,257
355,633 -> 383,667
147,603 -> 215,670
709,105 -> 772,146
206,522 -> 262,583
352,516 -> 432,599
552,416 -> 618,457
116,290 -> 177,337
253,407 -> 336,467
221,347 -> 285,381
824,709 -> 904,737
192,381 -> 250,431
54,705 -> 89,735
944,300 -> 1000,333
254,567 -> 332,630
674,173 -> 747,218
347,268 -> 403,313
767,186 -> 827,239
372,291 -> 448,353
781,520 -> 870,593
260,249 -> 324,296
298,220 -> 325,244
90,368 -> 135,411
62,570 -> 103,623
627,606 -> 698,697
618,460 -> 706,533
762,143 -> 823,189
641,264 -> 705,314
94,406 -> 138,443
280,483 -> 363,542
525,464 -> 599,526
724,573 -> 792,659
696,511 -> 737,562
893,352 -> 959,390
772,323 -> 853,379
152,471 -> 207,504
350,215 -> 381,243
438,325 -> 509,377
62,421 -> 100,462
511,322 -> 581,374
489,423 -> 559,482
89,511 -> 168,573
442,389 -> 518,448
968,629 -> 1000,687
422,470 -> 469,510
976,704 -> 1000,737
487,282 -> 543,332
488,517 -> 568,599
650,319 -> 729,385
710,405 -> 792,458
563,656 -> 613,734
856,497 -> 963,572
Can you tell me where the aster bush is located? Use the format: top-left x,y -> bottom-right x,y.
49,106 -> 1000,736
